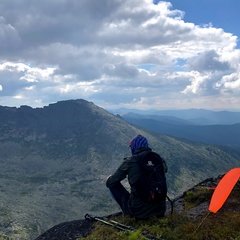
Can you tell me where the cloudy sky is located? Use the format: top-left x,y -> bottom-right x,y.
0,0 -> 239,111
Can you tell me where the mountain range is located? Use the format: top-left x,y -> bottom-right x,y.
0,99 -> 239,239
111,108 -> 240,125
120,111 -> 240,153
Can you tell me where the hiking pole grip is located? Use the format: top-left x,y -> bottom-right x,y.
85,213 -> 94,221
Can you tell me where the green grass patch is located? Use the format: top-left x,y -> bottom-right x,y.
82,183 -> 240,240
184,187 -> 213,210
81,212 -> 240,240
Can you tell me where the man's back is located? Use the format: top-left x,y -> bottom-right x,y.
127,147 -> 167,219
106,134 -> 167,219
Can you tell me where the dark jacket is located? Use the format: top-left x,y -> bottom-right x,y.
106,147 -> 167,219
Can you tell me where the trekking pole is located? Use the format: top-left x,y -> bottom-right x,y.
85,214 -> 127,231
85,214 -> 164,240
109,220 -> 135,231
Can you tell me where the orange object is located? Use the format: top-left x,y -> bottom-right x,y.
209,168 -> 240,213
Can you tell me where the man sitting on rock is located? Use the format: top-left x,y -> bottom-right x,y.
106,134 -> 168,219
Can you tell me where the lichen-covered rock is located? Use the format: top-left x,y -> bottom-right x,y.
35,219 -> 93,240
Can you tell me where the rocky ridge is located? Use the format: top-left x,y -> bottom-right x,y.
35,174 -> 234,240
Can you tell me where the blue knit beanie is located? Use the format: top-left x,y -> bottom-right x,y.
129,134 -> 148,155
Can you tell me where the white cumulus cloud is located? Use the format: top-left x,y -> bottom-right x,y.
0,0 -> 239,110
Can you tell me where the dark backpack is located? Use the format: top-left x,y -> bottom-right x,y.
134,151 -> 167,202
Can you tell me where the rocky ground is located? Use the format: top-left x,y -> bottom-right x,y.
35,175 -> 226,240
35,219 -> 94,240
